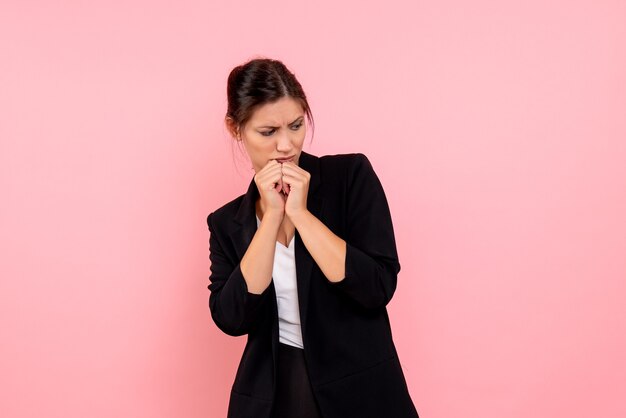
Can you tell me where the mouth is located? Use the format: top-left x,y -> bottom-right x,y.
275,155 -> 295,163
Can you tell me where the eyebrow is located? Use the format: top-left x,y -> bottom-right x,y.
258,116 -> 304,129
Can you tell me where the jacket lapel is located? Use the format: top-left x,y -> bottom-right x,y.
294,151 -> 323,332
229,176 -> 259,261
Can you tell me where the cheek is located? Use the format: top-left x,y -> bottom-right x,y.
293,127 -> 306,141
257,142 -> 276,162
296,131 -> 306,145
246,135 -> 272,151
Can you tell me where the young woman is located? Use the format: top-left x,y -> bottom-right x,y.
207,58 -> 419,418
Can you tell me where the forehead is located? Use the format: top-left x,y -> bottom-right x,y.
248,97 -> 304,126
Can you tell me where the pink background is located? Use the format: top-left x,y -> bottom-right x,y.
1,1 -> 625,417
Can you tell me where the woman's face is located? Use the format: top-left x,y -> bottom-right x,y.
237,97 -> 306,173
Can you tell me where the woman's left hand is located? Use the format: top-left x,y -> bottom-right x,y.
280,161 -> 311,218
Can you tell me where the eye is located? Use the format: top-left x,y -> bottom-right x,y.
291,123 -> 303,131
260,129 -> 275,137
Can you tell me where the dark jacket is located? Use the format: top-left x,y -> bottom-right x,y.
207,151 -> 419,418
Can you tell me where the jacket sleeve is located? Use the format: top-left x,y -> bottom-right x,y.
207,212 -> 272,336
327,153 -> 401,310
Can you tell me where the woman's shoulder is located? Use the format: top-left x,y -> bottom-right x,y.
206,193 -> 246,231
315,151 -> 374,174
317,151 -> 368,163
316,151 -> 377,180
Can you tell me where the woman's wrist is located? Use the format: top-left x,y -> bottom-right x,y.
286,208 -> 310,227
261,209 -> 284,224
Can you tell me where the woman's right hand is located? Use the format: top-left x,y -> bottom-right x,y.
254,160 -> 287,215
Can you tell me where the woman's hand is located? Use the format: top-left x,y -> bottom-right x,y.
254,160 -> 287,216
280,161 -> 311,218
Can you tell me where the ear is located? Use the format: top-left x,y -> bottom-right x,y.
225,117 -> 240,140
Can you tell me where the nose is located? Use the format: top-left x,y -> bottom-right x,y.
276,130 -> 293,152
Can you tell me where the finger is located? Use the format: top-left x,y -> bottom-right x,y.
258,165 -> 283,191
280,161 -> 302,169
260,161 -> 282,176
280,162 -> 310,179
281,166 -> 307,182
258,160 -> 281,179
281,173 -> 304,192
258,176 -> 280,193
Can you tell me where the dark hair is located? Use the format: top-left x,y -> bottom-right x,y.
225,57 -> 315,142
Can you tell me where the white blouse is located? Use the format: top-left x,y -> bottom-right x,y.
255,215 -> 304,349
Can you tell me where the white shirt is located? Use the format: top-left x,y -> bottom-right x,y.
256,215 -> 304,349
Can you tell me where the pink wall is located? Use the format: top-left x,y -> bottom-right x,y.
1,1 -> 625,417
